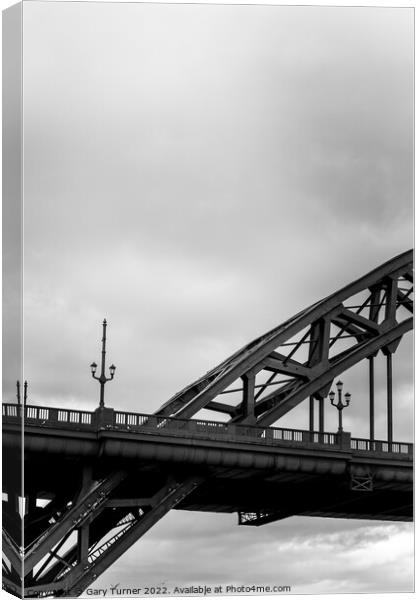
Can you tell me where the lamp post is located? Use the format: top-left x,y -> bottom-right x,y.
329,380 -> 351,433
16,380 -> 28,406
90,319 -> 116,408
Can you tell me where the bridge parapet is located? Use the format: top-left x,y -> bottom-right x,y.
3,403 -> 93,426
3,403 -> 413,458
350,437 -> 411,454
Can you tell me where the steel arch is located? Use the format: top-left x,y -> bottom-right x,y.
155,250 -> 413,426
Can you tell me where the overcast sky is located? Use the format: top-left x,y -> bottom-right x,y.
12,1 -> 414,594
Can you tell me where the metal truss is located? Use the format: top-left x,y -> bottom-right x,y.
238,511 -> 276,526
350,474 -> 373,492
155,250 -> 413,428
7,474 -> 202,597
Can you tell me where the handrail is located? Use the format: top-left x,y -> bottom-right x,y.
2,403 -> 93,426
2,403 -> 413,456
113,410 -> 335,446
350,437 -> 412,455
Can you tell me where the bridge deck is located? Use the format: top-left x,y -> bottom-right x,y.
2,402 -> 413,458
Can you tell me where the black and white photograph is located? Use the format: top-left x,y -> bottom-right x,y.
2,1 -> 414,598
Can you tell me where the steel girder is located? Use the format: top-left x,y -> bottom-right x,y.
155,250 -> 413,426
22,471 -> 128,577
13,472 -> 202,597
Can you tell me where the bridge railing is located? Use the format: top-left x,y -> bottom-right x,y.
2,403 -> 413,457
113,410 -> 339,447
2,403 -> 93,426
2,404 -> 20,418
350,437 -> 412,455
2,403 -> 337,447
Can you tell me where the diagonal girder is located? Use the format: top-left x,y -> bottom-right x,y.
30,510 -> 131,589
397,289 -> 413,313
2,528 -> 23,575
335,307 -> 380,335
262,353 -> 310,378
22,477 -> 203,597
64,477 -> 203,597
22,471 -> 127,575
2,575 -> 23,598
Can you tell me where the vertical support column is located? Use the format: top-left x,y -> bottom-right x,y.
369,356 -> 375,442
309,395 -> 314,433
241,372 -> 256,424
386,354 -> 393,443
318,398 -> 324,434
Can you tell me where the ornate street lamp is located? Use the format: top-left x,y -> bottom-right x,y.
329,380 -> 351,433
90,319 -> 116,408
